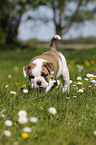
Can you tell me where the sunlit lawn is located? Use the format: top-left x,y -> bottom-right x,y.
0,46 -> 96,145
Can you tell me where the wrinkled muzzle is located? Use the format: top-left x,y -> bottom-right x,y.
30,77 -> 49,89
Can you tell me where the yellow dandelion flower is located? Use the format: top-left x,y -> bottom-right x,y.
21,85 -> 26,88
29,82 -> 31,85
57,80 -> 61,85
16,83 -> 19,85
84,60 -> 90,67
73,82 -> 76,84
70,60 -> 75,65
90,60 -> 95,64
92,67 -> 96,71
9,69 -> 13,72
21,133 -> 29,139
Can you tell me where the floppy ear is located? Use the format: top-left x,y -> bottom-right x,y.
43,62 -> 54,73
23,63 -> 36,77
23,65 -> 29,77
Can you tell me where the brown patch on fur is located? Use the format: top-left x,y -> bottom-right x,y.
42,62 -> 54,81
24,63 -> 36,76
43,62 -> 54,72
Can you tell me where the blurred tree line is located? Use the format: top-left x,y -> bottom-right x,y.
0,0 -> 96,45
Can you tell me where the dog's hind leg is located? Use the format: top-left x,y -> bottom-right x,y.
59,53 -> 70,92
61,66 -> 70,92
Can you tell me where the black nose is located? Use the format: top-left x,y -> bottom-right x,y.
37,81 -> 41,86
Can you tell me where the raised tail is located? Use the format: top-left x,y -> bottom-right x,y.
49,35 -> 61,50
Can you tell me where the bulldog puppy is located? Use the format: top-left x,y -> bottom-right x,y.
23,35 -> 69,92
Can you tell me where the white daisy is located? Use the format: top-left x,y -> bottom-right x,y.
23,127 -> 32,133
5,85 -> 8,88
18,117 -> 28,124
1,114 -> 5,118
52,80 -> 56,83
13,141 -> 18,145
73,96 -> 77,98
73,84 -> 77,87
5,120 -> 13,127
86,105 -> 88,108
10,91 -> 16,94
13,66 -> 18,70
29,117 -> 38,123
66,97 -> 70,99
77,77 -> 82,80
23,89 -> 28,93
86,74 -> 94,78
86,74 -> 91,78
77,81 -> 82,85
76,65 -> 83,72
77,89 -> 84,92
85,78 -> 88,81
93,130 -> 96,136
4,130 -> 11,137
90,74 -> 94,77
18,110 -> 27,117
48,107 -> 57,115
69,80 -> 72,84
90,80 -> 96,83
73,86 -> 78,90
8,75 -> 12,78
57,80 -> 61,85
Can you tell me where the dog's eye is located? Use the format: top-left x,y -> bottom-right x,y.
41,72 -> 48,77
29,75 -> 34,79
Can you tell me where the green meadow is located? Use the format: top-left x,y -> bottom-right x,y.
0,46 -> 96,145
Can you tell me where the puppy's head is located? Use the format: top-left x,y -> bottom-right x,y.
23,62 -> 54,89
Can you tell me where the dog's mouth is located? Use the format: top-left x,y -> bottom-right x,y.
30,82 -> 47,89
37,87 -> 45,93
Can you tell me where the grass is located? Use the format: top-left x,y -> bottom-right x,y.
0,46 -> 96,145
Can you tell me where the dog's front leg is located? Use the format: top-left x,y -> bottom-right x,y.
45,79 -> 54,92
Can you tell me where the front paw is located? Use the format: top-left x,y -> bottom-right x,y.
45,87 -> 51,92
62,85 -> 69,92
